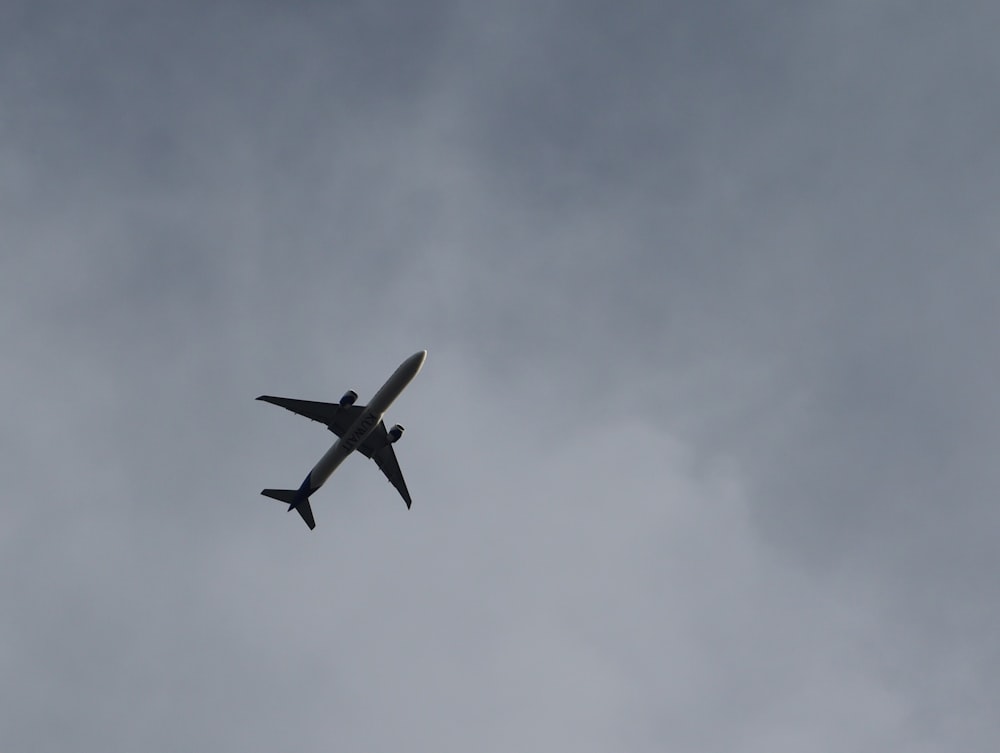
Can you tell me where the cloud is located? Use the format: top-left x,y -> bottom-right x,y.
3,1 -> 999,750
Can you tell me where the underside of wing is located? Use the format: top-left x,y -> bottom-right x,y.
358,422 -> 413,508
256,395 -> 363,437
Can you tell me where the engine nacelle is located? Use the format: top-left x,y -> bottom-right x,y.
387,424 -> 404,443
340,390 -> 358,407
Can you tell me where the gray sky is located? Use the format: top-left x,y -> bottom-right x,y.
3,1 -> 998,750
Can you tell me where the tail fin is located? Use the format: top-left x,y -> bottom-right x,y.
261,488 -> 316,530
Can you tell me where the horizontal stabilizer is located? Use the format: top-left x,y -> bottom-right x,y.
261,488 -> 316,530
261,488 -> 298,504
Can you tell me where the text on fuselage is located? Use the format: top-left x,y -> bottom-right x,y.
343,412 -> 378,451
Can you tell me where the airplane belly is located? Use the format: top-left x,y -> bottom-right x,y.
310,409 -> 383,487
339,409 -> 383,453
310,440 -> 352,488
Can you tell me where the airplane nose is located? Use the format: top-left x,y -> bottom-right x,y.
404,349 -> 427,376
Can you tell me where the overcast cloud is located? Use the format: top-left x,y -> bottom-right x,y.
3,1 -> 999,750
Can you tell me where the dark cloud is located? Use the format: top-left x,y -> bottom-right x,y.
3,1 -> 998,750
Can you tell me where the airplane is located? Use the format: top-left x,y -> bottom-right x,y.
257,349 -> 427,530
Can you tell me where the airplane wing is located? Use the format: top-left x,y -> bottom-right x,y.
256,395 -> 363,438
258,398 -> 413,508
358,422 -> 413,508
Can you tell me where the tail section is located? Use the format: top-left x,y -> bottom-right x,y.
261,488 -> 298,505
261,488 -> 316,530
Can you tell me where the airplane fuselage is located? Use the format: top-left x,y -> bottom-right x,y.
303,349 -> 426,494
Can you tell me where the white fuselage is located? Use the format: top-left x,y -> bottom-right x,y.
304,350 -> 426,493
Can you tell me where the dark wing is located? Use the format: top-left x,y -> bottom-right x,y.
358,422 -> 412,508
256,395 -> 364,437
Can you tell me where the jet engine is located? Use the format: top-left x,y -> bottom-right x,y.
387,424 -> 404,443
339,390 -> 358,407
